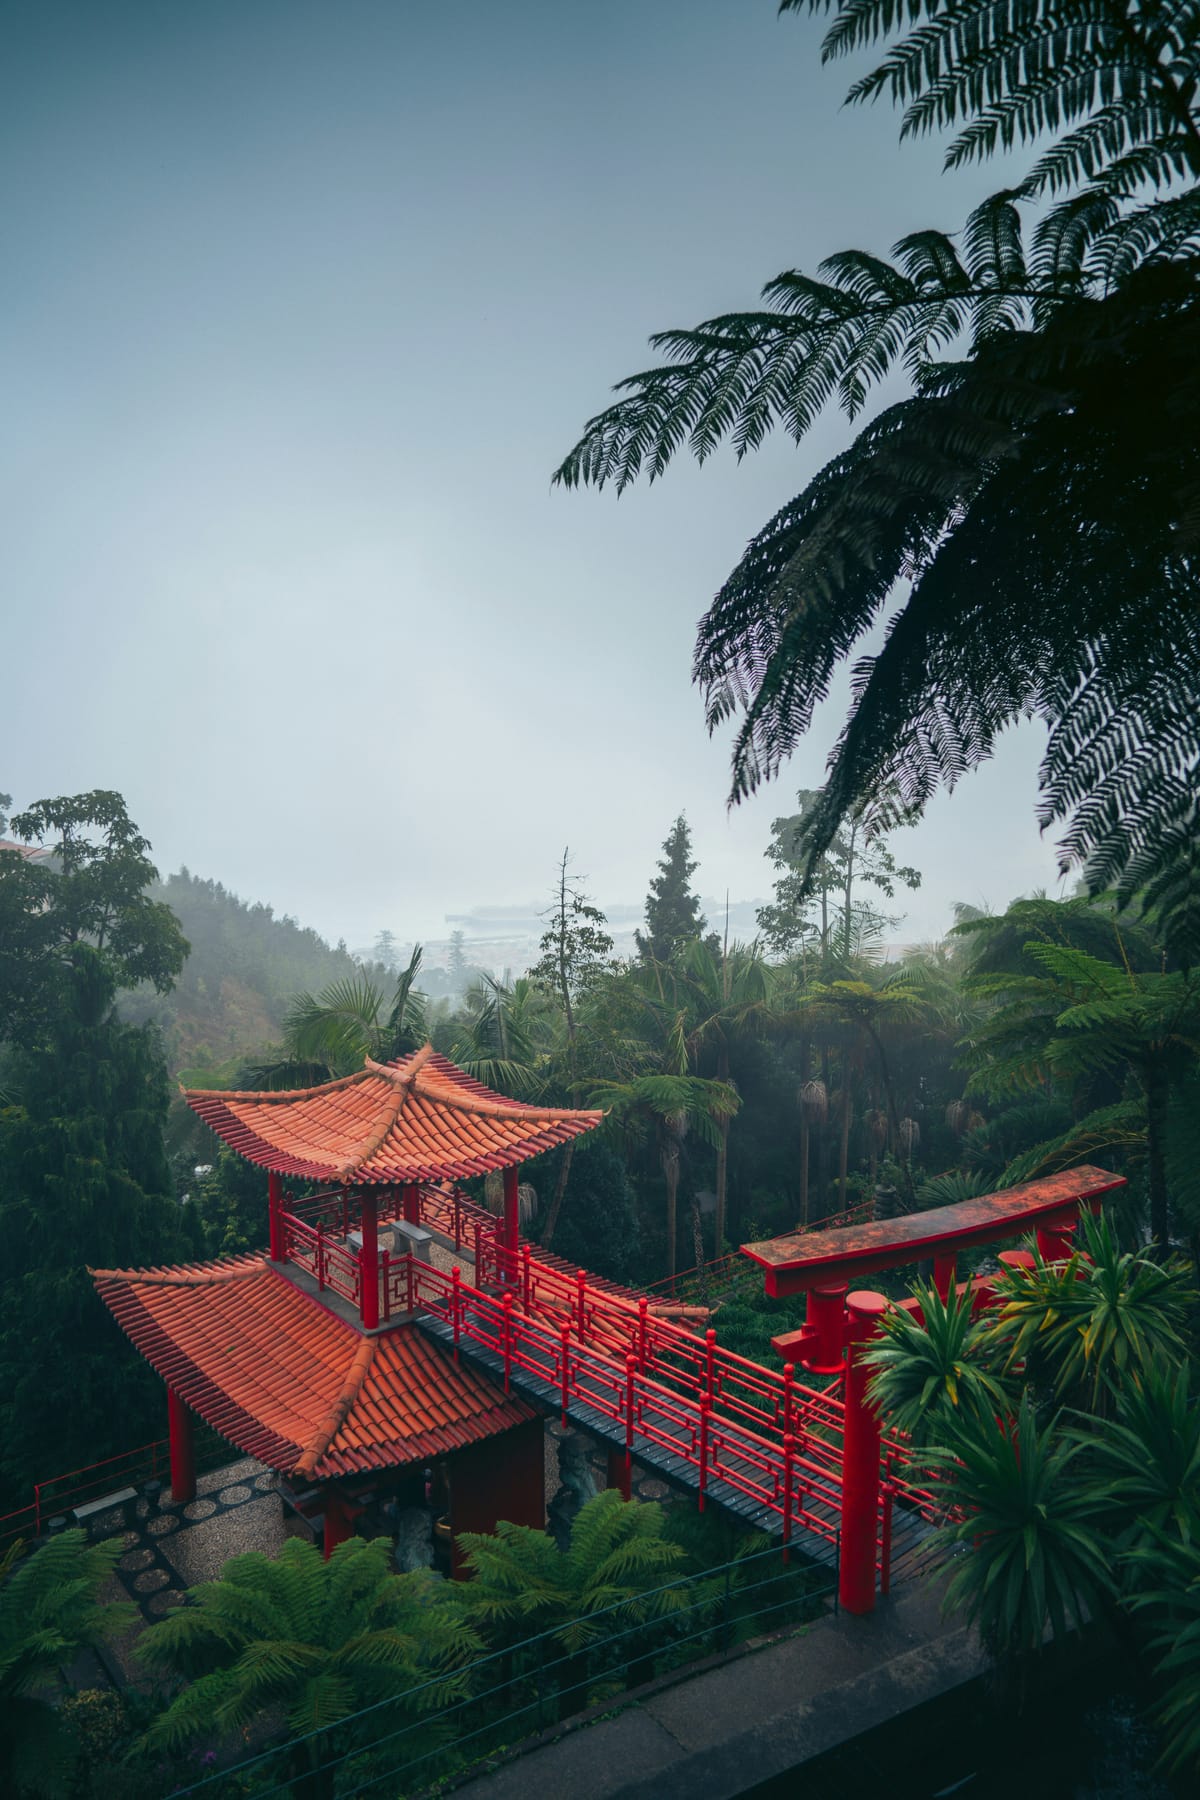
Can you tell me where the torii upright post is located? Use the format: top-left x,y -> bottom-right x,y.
839,1290 -> 889,1615
502,1165 -> 520,1286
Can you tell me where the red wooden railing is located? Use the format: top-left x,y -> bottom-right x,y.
397,1258 -> 842,1552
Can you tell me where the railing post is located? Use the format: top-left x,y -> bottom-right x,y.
522,1244 -> 533,1313
782,1432 -> 796,1564
782,1360 -> 795,1438
268,1171 -> 284,1261
880,1463 -> 895,1598
698,1399 -> 710,1512
381,1250 -> 391,1322
359,1192 -> 379,1330
407,1251 -> 416,1316
560,1323 -> 571,1427
341,1188 -> 349,1237
503,1292 -> 514,1395
705,1327 -> 716,1404
503,1164 -> 521,1282
451,1265 -> 462,1362
316,1222 -> 326,1291
453,1188 -> 463,1253
638,1297 -> 649,1371
624,1354 -> 636,1501
576,1269 -> 587,1340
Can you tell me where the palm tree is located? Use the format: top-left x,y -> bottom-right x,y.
451,972 -> 556,1101
136,1537 -> 477,1800
965,923 -> 1200,1243
677,938 -> 773,1253
280,945 -> 429,1079
455,1490 -> 686,1718
554,2 -> 1200,959
789,973 -> 931,1206
1,1531 -> 134,1800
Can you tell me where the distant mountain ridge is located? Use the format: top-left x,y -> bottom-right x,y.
122,868 -> 380,1078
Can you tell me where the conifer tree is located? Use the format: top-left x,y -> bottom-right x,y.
636,816 -> 707,965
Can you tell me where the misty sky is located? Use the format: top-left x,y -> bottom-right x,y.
2,0 -> 1069,953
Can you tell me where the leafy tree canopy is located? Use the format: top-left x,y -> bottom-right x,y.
1,792 -> 187,1046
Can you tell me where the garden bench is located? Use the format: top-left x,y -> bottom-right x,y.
71,1486 -> 137,1538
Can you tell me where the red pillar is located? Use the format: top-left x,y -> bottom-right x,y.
932,1250 -> 957,1301
805,1283 -> 849,1374
1036,1209 -> 1078,1264
403,1181 -> 420,1224
268,1170 -> 284,1261
323,1488 -> 353,1559
839,1290 -> 889,1616
359,1191 -> 379,1328
167,1387 -> 196,1505
502,1164 -> 520,1283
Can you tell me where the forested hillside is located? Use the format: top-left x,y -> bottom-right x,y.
122,869 -> 377,1077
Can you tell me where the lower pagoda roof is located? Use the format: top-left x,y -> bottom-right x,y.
182,1043 -> 603,1184
93,1255 -> 533,1479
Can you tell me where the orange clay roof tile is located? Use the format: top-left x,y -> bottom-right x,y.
181,1047 -> 603,1184
92,1257 -> 533,1478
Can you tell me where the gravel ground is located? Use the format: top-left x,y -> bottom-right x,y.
160,1491 -> 288,1586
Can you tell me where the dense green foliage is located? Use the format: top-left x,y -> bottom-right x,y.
867,1221 -> 1200,1766
0,1530 -> 134,1799
555,1 -> 1200,962
0,796 -> 198,1510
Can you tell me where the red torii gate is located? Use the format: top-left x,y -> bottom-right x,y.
740,1164 -> 1126,1613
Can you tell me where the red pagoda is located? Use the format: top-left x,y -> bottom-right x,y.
94,1046 -> 603,1569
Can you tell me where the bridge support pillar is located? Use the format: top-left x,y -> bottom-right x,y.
839,1290 -> 889,1616
932,1251 -> 957,1301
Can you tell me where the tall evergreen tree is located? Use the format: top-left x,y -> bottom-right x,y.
636,816 -> 707,965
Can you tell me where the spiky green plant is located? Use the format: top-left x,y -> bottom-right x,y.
136,1537 -> 477,1798
992,1212 -> 1195,1409
0,1530 -> 133,1800
926,1396 -> 1115,1659
1127,1530 -> 1200,1775
863,1281 -> 1015,1446
1086,1365 -> 1200,1560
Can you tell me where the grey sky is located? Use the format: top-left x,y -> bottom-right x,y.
2,0 -> 1067,954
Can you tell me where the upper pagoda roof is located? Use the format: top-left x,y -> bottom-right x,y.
93,1254 -> 533,1478
183,1044 -> 603,1184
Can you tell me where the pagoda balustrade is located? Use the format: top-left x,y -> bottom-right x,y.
275,1181 -> 505,1317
